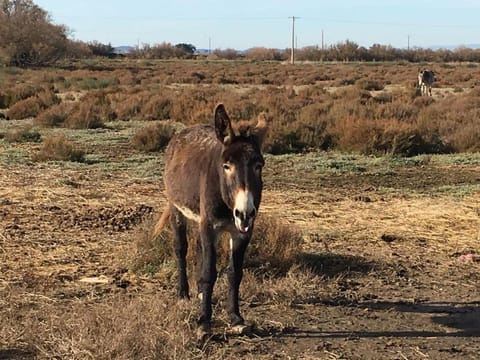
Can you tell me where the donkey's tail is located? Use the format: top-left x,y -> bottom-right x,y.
152,208 -> 170,238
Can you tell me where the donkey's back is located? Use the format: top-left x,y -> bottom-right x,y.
163,124 -> 222,217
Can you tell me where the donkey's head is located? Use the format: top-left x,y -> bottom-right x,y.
214,104 -> 268,234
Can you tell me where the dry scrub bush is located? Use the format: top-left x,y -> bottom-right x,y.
329,116 -> 451,156
0,83 -> 43,109
132,122 -> 177,152
7,89 -> 59,119
113,91 -> 145,121
34,102 -> 71,127
133,213 -> 303,279
4,126 -> 41,143
33,134 -> 85,162
356,78 -> 385,91
245,215 -> 304,274
64,91 -> 114,128
143,95 -> 173,120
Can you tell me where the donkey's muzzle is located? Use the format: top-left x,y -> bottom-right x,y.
233,189 -> 257,233
234,207 -> 256,233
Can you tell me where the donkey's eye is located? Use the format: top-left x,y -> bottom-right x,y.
223,163 -> 232,172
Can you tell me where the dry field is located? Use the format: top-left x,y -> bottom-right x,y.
1,61 -> 480,359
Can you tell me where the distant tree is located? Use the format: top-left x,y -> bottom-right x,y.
0,0 -> 70,66
245,47 -> 286,61
212,48 -> 241,60
175,43 -> 196,58
87,41 -> 115,58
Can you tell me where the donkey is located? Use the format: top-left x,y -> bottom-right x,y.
153,104 -> 268,339
418,69 -> 435,96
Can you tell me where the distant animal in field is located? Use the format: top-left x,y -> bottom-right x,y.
418,69 -> 436,96
153,104 -> 268,340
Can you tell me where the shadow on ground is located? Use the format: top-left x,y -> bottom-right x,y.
297,252 -> 379,277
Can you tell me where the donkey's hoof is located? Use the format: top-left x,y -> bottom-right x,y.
227,323 -> 253,336
196,324 -> 211,343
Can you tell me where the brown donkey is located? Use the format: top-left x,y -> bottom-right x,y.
154,104 -> 268,338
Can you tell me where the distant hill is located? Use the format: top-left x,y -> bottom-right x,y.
114,46 -> 135,54
429,44 -> 480,50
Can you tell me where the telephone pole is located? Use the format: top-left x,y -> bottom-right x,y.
289,16 -> 297,64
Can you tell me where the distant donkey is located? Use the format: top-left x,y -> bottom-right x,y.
153,104 -> 268,340
418,69 -> 436,96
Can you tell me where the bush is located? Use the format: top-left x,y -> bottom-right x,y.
0,83 -> 43,109
34,103 -> 71,127
7,89 -> 59,119
132,122 -> 176,152
142,96 -> 172,120
4,126 -> 41,143
356,78 -> 385,91
132,213 -> 303,277
64,91 -> 113,129
33,135 -> 85,162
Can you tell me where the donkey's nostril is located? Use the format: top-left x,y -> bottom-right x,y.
234,209 -> 241,219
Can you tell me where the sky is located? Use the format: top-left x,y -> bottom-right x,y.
34,0 -> 480,50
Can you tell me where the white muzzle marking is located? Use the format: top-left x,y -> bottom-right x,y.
233,189 -> 256,233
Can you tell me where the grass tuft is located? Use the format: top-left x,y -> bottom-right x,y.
33,134 -> 85,162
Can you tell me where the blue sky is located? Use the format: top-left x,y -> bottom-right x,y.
35,0 -> 480,50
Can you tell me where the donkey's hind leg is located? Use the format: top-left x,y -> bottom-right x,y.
170,205 -> 189,299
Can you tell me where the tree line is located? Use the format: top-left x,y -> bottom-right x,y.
2,0 -> 480,67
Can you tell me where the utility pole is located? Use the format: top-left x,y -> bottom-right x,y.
321,29 -> 324,50
289,16 -> 296,64
407,34 -> 410,50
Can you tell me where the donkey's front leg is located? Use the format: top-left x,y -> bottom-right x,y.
227,233 -> 250,327
197,223 -> 217,336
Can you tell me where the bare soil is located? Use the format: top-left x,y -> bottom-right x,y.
1,127 -> 479,359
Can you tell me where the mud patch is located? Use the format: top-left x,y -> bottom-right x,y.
60,204 -> 154,231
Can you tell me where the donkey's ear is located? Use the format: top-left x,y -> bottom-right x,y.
252,112 -> 269,146
214,104 -> 234,144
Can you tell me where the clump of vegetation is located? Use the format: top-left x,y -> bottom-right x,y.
131,122 -> 177,152
7,89 -> 60,119
356,78 -> 385,91
0,84 -> 45,109
131,215 -> 173,275
64,91 -> 113,129
34,103 -> 71,127
33,134 -> 85,162
142,95 -> 172,120
132,213 -> 303,277
245,214 -> 304,274
4,126 -> 41,143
